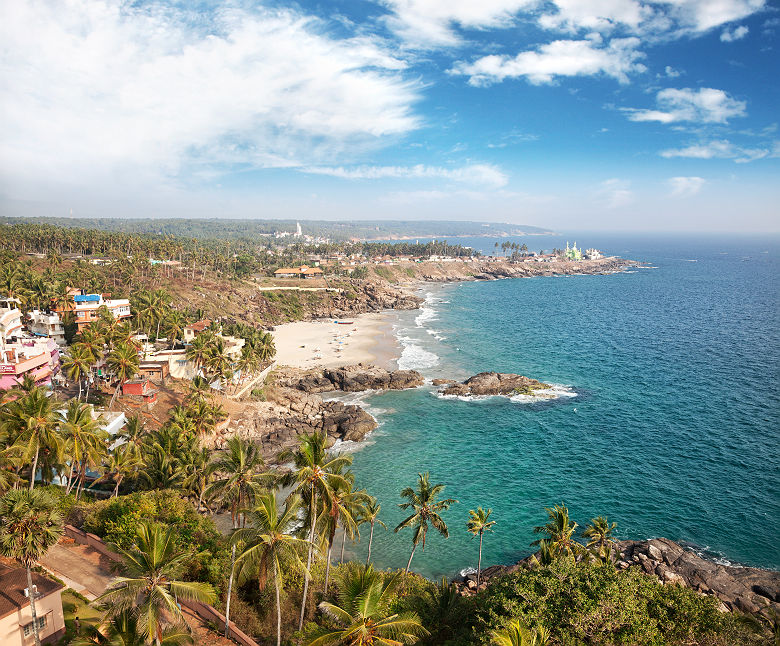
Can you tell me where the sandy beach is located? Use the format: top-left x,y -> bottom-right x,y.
271,312 -> 399,370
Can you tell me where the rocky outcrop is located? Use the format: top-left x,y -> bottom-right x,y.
278,364 -> 424,393
613,538 -> 780,615
460,538 -> 780,616
223,386 -> 377,461
439,372 -> 551,397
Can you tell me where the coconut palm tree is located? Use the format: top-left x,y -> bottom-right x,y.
232,492 -> 310,646
467,507 -> 496,587
205,436 -> 269,529
359,496 -> 386,567
117,415 -> 147,462
73,610 -> 192,646
395,472 -> 457,575
280,432 -> 353,631
106,342 -> 140,410
181,445 -> 216,513
61,344 -> 93,400
491,619 -> 550,646
305,564 -> 428,646
92,444 -> 142,498
98,523 -> 215,646
582,516 -> 618,560
0,489 -> 64,646
0,386 -> 62,490
60,399 -> 108,499
531,503 -> 583,560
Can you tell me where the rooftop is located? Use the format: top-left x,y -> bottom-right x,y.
0,563 -> 63,620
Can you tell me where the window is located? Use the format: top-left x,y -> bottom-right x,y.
22,616 -> 46,637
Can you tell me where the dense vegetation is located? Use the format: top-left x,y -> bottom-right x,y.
1,216 -> 551,241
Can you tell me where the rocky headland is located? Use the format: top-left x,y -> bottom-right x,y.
461,538 -> 780,616
277,364 -> 424,393
436,371 -> 552,398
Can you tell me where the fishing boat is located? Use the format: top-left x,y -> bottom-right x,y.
335,320 -> 354,325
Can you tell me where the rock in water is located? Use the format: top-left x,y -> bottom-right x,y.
440,372 -> 551,397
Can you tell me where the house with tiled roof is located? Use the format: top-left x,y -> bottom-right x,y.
273,265 -> 324,279
0,564 -> 65,645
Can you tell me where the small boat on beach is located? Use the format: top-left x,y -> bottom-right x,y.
335,320 -> 354,325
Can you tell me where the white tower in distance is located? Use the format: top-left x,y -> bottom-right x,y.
295,221 -> 302,237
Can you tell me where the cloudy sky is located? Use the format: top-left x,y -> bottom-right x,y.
1,0 -> 778,231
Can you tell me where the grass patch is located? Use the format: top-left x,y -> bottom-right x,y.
59,589 -> 102,645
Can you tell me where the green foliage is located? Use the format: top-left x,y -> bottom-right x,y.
470,559 -> 748,645
373,266 -> 394,281
83,489 -> 229,586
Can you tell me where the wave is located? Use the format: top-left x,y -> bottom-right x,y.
398,344 -> 439,370
459,566 -> 477,577
435,383 -> 577,404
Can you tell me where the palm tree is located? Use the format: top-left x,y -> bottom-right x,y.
0,489 -> 64,646
0,387 -> 62,490
582,516 -> 618,560
73,610 -> 192,646
491,619 -> 550,646
531,503 -> 583,560
185,333 -> 211,377
117,415 -> 147,462
61,344 -> 93,400
467,507 -> 496,587
395,472 -> 457,576
93,444 -> 142,498
232,492 -> 310,646
181,445 -> 216,512
280,432 -> 353,631
359,496 -> 386,567
98,523 -> 215,646
205,436 -> 269,529
184,376 -> 211,405
305,564 -> 428,646
60,399 -> 108,499
106,342 -> 140,409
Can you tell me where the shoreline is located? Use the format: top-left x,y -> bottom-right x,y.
271,311 -> 401,371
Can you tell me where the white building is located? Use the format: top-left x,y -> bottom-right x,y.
0,297 -> 23,345
28,310 -> 67,346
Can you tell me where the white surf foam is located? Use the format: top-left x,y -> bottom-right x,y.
398,344 -> 439,370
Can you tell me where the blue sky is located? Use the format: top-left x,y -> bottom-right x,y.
0,0 -> 778,231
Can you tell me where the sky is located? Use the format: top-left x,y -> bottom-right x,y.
0,0 -> 778,232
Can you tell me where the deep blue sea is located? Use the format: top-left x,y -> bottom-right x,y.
339,233 -> 780,579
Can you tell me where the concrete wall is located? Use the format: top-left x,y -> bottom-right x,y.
62,526 -> 259,646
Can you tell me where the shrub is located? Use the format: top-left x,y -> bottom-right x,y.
83,489 -> 230,586
469,558 -> 754,645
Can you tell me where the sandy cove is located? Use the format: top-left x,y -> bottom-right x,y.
270,312 -> 400,371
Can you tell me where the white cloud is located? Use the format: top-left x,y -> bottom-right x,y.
539,0 -> 651,33
379,0 -> 534,48
0,1 -> 420,191
668,0 -> 765,33
668,176 -> 705,196
660,139 -> 777,162
451,36 -> 646,85
301,163 -> 509,188
721,25 -> 749,41
665,65 -> 682,77
595,178 -> 634,208
625,88 -> 746,123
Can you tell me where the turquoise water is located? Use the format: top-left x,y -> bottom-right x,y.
342,234 -> 780,579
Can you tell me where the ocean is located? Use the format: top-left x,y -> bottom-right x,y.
339,233 -> 780,579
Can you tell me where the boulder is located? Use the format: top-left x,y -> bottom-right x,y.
440,372 -> 551,397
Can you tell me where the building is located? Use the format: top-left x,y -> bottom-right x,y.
183,319 -> 212,343
0,338 -> 60,391
585,248 -> 604,260
27,311 -> 66,347
122,377 -> 157,403
0,297 -> 23,344
54,290 -> 131,333
564,241 -> 583,261
0,564 -> 66,645
273,265 -> 324,279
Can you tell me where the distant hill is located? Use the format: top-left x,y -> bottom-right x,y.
0,216 -> 552,242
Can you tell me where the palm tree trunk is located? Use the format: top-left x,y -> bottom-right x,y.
77,378 -> 82,401
339,529 -> 347,563
65,463 -> 75,495
477,531 -> 483,587
324,538 -> 333,591
298,485 -> 316,632
366,521 -> 374,566
85,374 -> 90,403
109,382 -> 121,410
26,566 -> 42,646
405,542 -> 417,576
113,474 -> 122,497
274,560 -> 282,646
28,445 -> 40,491
76,460 -> 86,501
225,543 -> 236,638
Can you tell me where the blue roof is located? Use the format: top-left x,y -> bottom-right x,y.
74,294 -> 101,302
